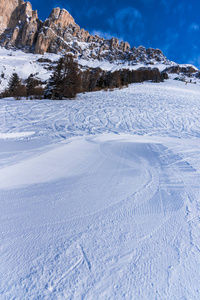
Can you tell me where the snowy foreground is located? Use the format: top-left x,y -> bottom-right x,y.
0,80 -> 200,299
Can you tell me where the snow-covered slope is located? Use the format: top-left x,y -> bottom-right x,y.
1,47 -> 200,93
0,47 -> 61,91
0,80 -> 200,299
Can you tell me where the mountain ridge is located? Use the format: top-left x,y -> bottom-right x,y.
0,0 -> 169,65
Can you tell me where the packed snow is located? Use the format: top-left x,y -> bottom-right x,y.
0,79 -> 200,299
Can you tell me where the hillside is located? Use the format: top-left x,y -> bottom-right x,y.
1,80 -> 200,298
0,46 -> 200,95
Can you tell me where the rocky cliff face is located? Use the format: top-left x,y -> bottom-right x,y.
0,0 -> 42,50
0,0 -> 168,65
0,0 -> 19,33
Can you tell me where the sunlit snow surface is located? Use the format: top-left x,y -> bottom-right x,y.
0,80 -> 200,299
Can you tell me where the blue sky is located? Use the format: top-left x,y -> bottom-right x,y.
31,0 -> 200,67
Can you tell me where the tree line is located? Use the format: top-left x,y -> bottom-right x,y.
0,73 -> 44,100
0,55 -> 168,100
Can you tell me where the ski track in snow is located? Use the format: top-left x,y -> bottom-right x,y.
0,80 -> 200,299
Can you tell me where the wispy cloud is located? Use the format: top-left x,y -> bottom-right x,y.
91,30 -> 113,40
107,6 -> 144,44
91,29 -> 123,41
108,7 -> 142,29
189,23 -> 199,32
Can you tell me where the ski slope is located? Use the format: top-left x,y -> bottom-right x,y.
0,80 -> 200,299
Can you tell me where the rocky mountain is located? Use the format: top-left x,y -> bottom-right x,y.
0,0 -> 169,65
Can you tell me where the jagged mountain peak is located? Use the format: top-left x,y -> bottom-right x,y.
0,0 -> 168,66
48,7 -> 75,27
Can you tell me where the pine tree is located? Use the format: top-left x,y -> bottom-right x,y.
44,55 -> 80,99
88,68 -> 102,91
8,73 -> 21,95
26,74 -> 36,98
110,71 -> 121,88
62,55 -> 81,98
